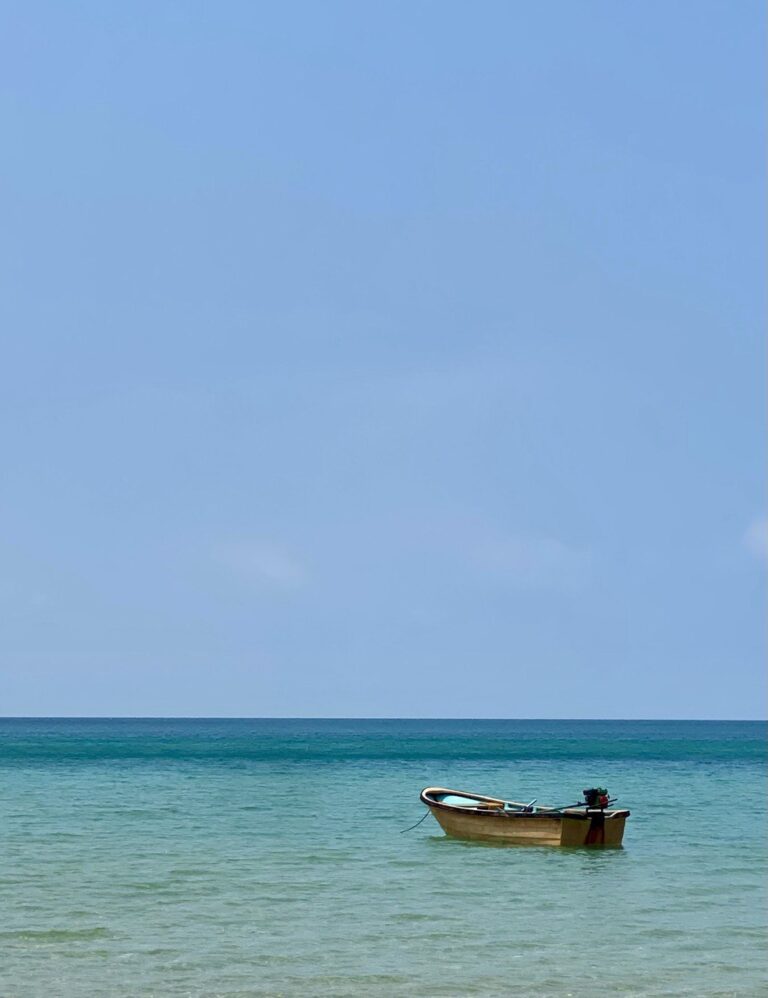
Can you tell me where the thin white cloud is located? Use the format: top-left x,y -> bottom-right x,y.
418,514 -> 592,593
213,541 -> 308,589
469,532 -> 591,591
744,517 -> 768,561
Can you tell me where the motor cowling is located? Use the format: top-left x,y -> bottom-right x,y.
583,787 -> 609,809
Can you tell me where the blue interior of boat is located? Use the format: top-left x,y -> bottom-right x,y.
437,794 -> 484,807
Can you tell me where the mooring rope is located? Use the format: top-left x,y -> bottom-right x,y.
400,809 -> 430,833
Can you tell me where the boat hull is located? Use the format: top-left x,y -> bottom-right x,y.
422,788 -> 629,847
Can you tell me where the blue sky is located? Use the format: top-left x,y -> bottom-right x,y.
1,1 -> 764,717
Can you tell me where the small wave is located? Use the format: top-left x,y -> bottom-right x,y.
0,927 -> 110,942
122,881 -> 176,892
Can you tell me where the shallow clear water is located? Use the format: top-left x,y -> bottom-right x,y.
0,719 -> 765,996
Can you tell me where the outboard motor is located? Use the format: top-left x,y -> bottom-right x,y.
583,787 -> 609,809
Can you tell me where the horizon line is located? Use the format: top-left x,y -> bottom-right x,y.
0,715 -> 764,723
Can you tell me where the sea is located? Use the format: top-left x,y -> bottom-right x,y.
0,718 -> 765,997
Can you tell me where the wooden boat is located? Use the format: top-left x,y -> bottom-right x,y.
420,787 -> 630,847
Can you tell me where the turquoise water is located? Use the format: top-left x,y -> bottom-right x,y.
0,719 -> 765,996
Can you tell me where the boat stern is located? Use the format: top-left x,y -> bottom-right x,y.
560,809 -> 629,847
